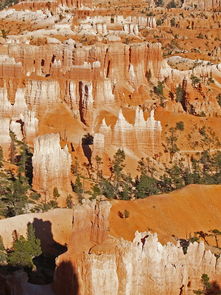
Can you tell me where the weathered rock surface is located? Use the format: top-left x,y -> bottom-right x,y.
183,0 -> 221,10
94,108 -> 162,156
32,133 -> 72,196
53,187 -> 221,295
0,208 -> 73,249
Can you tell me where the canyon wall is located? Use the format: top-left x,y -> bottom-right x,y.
53,195 -> 221,295
183,0 -> 221,10
0,40 -> 164,168
74,232 -> 220,295
94,109 -> 162,156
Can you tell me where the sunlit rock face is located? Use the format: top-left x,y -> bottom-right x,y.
94,109 -> 162,156
0,41 -> 163,127
183,0 -> 221,10
76,233 -> 219,295
53,200 -> 221,295
0,118 -> 11,157
70,200 -> 112,252
53,200 -> 112,295
0,86 -> 40,156
32,133 -> 72,197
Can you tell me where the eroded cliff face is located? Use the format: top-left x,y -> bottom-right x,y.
53,197 -> 221,295
1,0 -> 221,190
32,133 -> 72,196
94,109 -> 162,156
76,233 -> 221,295
183,0 -> 221,10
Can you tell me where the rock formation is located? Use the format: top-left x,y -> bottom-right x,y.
53,193 -> 221,295
183,0 -> 221,10
0,118 -> 11,157
32,133 -> 72,196
0,208 -> 73,249
94,108 -> 162,156
0,1 -> 221,294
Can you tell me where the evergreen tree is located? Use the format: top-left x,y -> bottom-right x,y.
73,175 -> 84,198
1,172 -> 29,217
111,149 -> 126,198
8,224 -> 42,269
135,175 -> 159,198
166,127 -> 180,160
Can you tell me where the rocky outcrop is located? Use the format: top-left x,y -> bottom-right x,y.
69,200 -> 111,253
183,0 -> 221,10
53,198 -> 221,295
0,208 -> 73,249
53,200 -> 112,295
32,133 -> 72,196
75,232 -> 220,295
0,41 -> 163,128
0,118 -> 11,157
25,80 -> 60,114
94,108 -> 162,156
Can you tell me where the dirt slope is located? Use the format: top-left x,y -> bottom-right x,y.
110,184 -> 221,243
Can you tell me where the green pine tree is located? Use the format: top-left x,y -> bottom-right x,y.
8,224 -> 42,269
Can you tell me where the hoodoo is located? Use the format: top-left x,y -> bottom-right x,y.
0,0 -> 221,294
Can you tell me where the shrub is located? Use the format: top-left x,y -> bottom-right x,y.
176,121 -> 184,131
191,75 -> 201,87
29,192 -> 41,201
82,133 -> 94,145
216,94 -> 221,107
175,85 -> 185,103
170,18 -> 176,27
66,194 -> 73,208
167,1 -> 176,9
154,81 -> 164,96
135,175 -> 159,198
118,209 -> 130,218
155,0 -> 164,7
193,274 -> 221,295
0,0 -> 18,10
53,187 -> 60,199
197,33 -> 205,39
156,19 -> 163,26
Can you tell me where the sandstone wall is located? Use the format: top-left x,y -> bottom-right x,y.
53,198 -> 221,295
76,232 -> 221,295
0,208 -> 73,249
32,133 -> 72,196
183,0 -> 221,10
94,108 -> 162,156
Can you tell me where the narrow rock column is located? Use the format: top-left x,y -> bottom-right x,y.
32,133 -> 72,197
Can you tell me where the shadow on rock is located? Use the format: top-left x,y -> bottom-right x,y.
32,218 -> 67,256
53,260 -> 79,295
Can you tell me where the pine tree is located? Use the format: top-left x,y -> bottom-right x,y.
8,224 -> 42,269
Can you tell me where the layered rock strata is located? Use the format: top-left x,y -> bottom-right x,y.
54,199 -> 221,295
183,0 -> 221,10
94,109 -> 162,156
32,133 -> 72,196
